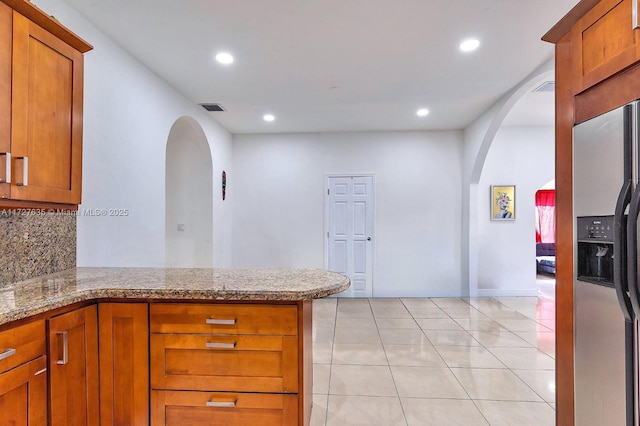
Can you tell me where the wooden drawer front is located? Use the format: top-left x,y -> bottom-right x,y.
573,0 -> 640,92
151,390 -> 298,426
150,303 -> 297,335
151,334 -> 298,393
0,320 -> 45,374
0,355 -> 47,425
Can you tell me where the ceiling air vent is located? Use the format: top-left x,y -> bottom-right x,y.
199,103 -> 226,112
533,81 -> 555,93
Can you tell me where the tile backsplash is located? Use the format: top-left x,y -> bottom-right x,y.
0,211 -> 76,286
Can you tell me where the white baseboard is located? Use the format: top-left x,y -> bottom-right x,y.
475,288 -> 539,297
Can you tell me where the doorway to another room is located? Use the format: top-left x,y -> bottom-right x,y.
535,183 -> 556,299
325,175 -> 374,297
165,117 -> 214,267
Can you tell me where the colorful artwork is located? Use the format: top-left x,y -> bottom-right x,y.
222,171 -> 227,200
491,185 -> 515,220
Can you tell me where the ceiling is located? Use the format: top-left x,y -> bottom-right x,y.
61,0 -> 577,134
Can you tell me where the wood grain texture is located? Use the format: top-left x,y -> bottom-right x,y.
0,356 -> 47,425
554,30 -> 577,426
299,300 -> 312,426
48,305 -> 99,426
0,320 -> 45,374
0,2 -> 10,199
98,303 -> 149,426
151,390 -> 298,426
543,0 -> 600,42
11,12 -> 84,204
0,0 -> 92,52
571,0 -> 640,92
150,303 -> 298,335
151,302 -> 304,424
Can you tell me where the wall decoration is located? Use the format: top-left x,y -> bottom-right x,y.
491,185 -> 515,220
222,171 -> 227,200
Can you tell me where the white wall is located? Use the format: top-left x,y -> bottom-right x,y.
477,126 -> 554,295
29,0 -> 554,294
232,131 -> 464,297
166,117 -> 214,267
462,60 -> 554,297
33,0 -> 234,267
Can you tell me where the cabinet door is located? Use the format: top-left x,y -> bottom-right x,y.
48,305 -> 99,426
0,356 -> 47,425
11,11 -> 84,204
99,303 -> 149,425
0,2 -> 10,196
571,0 -> 640,92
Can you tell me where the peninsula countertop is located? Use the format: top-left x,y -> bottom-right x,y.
0,267 -> 350,326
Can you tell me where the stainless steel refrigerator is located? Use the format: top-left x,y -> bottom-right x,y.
573,102 -> 638,425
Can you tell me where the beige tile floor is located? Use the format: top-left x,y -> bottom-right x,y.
310,295 -> 555,426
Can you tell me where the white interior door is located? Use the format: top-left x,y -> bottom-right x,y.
326,176 -> 374,297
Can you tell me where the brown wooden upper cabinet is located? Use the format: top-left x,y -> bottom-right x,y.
571,0 -> 640,93
0,0 -> 92,208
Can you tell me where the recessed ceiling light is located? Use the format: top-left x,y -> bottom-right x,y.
263,114 -> 275,122
459,39 -> 480,52
416,108 -> 429,117
215,52 -> 234,64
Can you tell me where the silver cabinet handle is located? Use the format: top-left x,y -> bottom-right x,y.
206,400 -> 236,408
15,156 -> 27,186
0,152 -> 10,183
205,318 -> 236,325
34,368 -> 47,376
56,331 -> 68,365
205,341 -> 236,349
0,347 -> 16,361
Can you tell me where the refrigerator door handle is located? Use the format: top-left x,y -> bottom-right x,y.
614,179 -> 633,321
627,184 -> 640,317
616,179 -> 636,426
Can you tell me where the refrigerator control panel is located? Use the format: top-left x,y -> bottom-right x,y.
577,215 -> 614,241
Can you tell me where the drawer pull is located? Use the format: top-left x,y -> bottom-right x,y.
205,341 -> 236,349
34,368 -> 47,376
205,318 -> 236,325
206,400 -> 236,408
15,156 -> 28,186
0,152 -> 10,183
56,331 -> 68,365
0,348 -> 16,361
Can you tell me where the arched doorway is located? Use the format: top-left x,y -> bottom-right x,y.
465,60 -> 556,297
165,117 -> 213,267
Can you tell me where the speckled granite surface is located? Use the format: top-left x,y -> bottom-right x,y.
0,211 -> 76,285
0,267 -> 350,325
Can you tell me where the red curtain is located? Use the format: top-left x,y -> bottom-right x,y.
535,189 -> 556,243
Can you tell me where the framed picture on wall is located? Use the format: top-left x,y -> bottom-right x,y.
491,185 -> 515,221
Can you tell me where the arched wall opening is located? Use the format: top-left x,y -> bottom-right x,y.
165,116 -> 214,267
466,64 -> 556,297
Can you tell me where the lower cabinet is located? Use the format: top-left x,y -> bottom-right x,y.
151,390 -> 298,426
0,300 -> 311,425
48,305 -> 100,426
149,302 -> 304,425
98,303 -> 149,425
0,356 -> 47,425
0,318 -> 47,426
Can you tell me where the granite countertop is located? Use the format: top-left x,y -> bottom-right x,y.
0,267 -> 350,326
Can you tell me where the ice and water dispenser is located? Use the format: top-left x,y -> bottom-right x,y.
577,216 -> 616,286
